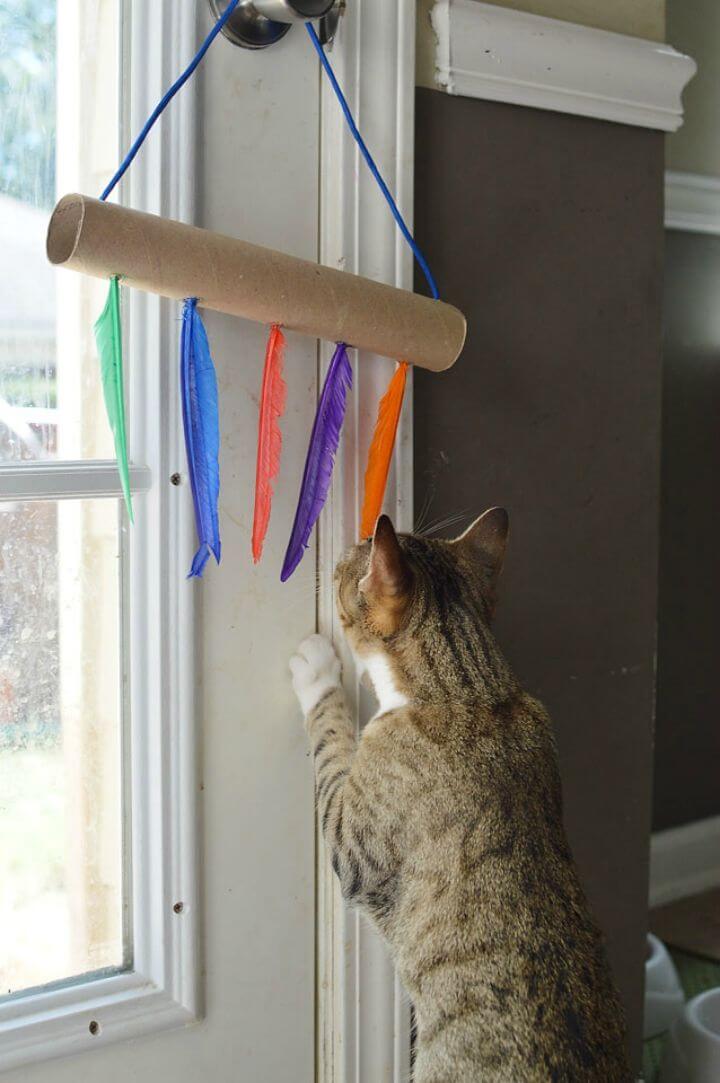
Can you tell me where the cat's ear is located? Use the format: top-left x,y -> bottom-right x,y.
452,507 -> 509,588
359,516 -> 413,634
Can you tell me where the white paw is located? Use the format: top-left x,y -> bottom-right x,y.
290,634 -> 342,717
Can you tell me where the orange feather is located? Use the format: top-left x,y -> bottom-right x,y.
360,362 -> 409,540
252,325 -> 287,563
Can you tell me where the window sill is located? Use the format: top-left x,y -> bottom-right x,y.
0,972 -> 196,1072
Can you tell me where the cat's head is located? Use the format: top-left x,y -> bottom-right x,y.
335,509 -> 509,662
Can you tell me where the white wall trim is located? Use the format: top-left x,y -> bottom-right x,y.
649,816 -> 720,908
429,0 -> 696,132
665,171 -> 720,235
318,2 -> 415,1080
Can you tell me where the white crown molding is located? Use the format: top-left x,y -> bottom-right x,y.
649,816 -> 720,908
665,171 -> 720,235
430,0 -> 696,132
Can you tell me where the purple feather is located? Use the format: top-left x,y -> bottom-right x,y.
281,343 -> 353,581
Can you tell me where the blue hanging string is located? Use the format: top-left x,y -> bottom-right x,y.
306,22 -> 440,302
99,2 -> 439,301
100,0 -> 241,202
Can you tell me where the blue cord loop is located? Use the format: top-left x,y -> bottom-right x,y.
305,23 -> 439,301
101,0 -> 241,202
101,3 -> 440,302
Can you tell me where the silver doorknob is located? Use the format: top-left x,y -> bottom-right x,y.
254,1 -> 335,19
208,0 -> 340,50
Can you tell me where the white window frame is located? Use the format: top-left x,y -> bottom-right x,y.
0,1 -> 200,1069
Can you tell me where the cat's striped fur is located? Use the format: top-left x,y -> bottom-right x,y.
290,511 -> 632,1082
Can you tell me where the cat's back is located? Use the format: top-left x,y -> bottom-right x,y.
379,695 -> 632,1082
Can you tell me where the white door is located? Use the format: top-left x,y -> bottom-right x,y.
0,2 -> 415,1080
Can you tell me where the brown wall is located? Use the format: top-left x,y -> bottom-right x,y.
656,231 -> 720,831
414,88 -> 664,1069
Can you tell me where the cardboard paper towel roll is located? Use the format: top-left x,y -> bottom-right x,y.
47,194 -> 466,372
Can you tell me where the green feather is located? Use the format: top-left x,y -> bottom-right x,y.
94,277 -> 133,522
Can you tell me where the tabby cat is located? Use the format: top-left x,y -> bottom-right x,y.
290,510 -> 632,1082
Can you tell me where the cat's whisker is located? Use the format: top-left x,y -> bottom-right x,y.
416,508 -> 471,537
415,512 -> 454,536
413,488 -> 435,534
422,518 -> 469,538
414,484 -> 437,529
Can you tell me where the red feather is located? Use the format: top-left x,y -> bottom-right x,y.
252,325 -> 287,563
360,362 -> 408,540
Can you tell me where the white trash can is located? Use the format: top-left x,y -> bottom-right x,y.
645,933 -> 685,1040
661,987 -> 720,1083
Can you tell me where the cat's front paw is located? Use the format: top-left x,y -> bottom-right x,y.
290,634 -> 342,717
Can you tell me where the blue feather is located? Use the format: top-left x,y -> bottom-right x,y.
180,299 -> 221,578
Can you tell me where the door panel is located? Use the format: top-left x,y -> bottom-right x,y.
5,14 -> 319,1083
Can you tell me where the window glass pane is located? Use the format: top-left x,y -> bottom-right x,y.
0,498 -> 126,997
0,0 -> 120,464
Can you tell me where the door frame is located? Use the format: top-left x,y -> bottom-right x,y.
318,2 -> 417,1080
